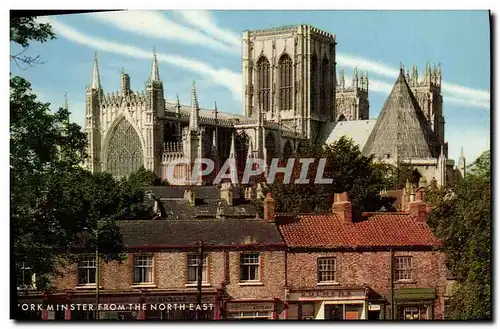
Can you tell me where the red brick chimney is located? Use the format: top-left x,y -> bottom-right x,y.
408,200 -> 427,222
332,192 -> 352,223
263,192 -> 276,222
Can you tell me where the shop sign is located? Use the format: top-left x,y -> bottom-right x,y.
148,295 -> 214,304
226,302 -> 274,312
368,304 -> 381,311
288,290 -> 365,301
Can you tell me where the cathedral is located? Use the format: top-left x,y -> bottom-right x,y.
83,24 -> 466,187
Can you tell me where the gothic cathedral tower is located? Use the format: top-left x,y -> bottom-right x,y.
242,25 -> 337,142
84,52 -> 103,173
145,49 -> 166,176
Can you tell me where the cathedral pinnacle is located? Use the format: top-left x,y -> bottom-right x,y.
150,47 -> 160,82
229,133 -> 236,159
189,80 -> 200,131
91,51 -> 101,90
63,92 -> 68,110
214,101 -> 218,120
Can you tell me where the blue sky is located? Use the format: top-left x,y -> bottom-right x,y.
10,10 -> 490,164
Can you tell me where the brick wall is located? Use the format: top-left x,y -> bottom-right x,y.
51,249 -> 286,300
286,250 -> 448,319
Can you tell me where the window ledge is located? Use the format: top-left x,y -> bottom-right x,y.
185,283 -> 211,287
75,285 -> 102,290
395,280 -> 417,284
131,283 -> 157,288
316,282 -> 340,286
238,282 -> 264,286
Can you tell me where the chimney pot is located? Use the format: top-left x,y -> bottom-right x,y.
263,193 -> 276,222
332,192 -> 352,223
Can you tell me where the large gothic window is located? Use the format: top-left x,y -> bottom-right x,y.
279,54 -> 293,112
321,57 -> 330,115
106,118 -> 144,178
256,56 -> 271,112
310,54 -> 319,114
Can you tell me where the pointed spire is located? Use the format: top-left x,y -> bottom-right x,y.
150,47 -> 160,82
339,68 -> 345,89
189,80 -> 199,131
406,69 -> 410,82
91,51 -> 101,90
63,92 -> 68,110
229,133 -> 236,158
353,68 -> 359,86
214,101 -> 218,120
459,146 -> 464,159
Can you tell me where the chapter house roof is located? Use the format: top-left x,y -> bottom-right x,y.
362,69 -> 436,160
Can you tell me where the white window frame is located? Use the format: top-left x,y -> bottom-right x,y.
187,253 -> 208,284
77,255 -> 97,285
17,262 -> 36,291
239,252 -> 260,282
317,257 -> 338,283
133,255 -> 154,284
395,256 -> 413,281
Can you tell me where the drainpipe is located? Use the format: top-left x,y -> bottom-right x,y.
284,249 -> 288,319
389,248 -> 394,320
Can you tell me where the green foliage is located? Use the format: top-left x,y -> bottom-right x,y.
427,150 -> 491,319
263,136 -> 393,217
10,16 -> 56,68
373,162 -> 422,190
127,166 -> 169,187
10,21 -> 148,291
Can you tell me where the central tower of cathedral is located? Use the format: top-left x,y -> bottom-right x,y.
242,25 -> 337,142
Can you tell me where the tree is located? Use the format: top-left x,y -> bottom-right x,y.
373,162 -> 422,191
426,150 -> 491,319
127,166 -> 169,187
10,15 -> 55,69
10,16 -> 148,292
263,137 -> 394,217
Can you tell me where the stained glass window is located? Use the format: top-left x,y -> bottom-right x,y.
257,56 -> 271,112
106,118 -> 144,178
279,54 -> 293,111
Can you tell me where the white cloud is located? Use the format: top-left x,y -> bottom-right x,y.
174,10 -> 490,111
38,17 -> 242,101
176,10 -> 241,48
87,10 -> 239,54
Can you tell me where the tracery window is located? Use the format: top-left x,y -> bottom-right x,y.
321,57 -> 330,115
310,54 -> 319,114
279,54 -> 293,112
106,118 -> 144,178
256,56 -> 270,112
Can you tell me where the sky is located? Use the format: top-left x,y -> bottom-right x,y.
10,10 -> 490,164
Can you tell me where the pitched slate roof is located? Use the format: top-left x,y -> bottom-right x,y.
323,119 -> 377,148
143,185 -> 259,220
117,218 -> 284,248
278,212 -> 441,249
362,69 -> 437,160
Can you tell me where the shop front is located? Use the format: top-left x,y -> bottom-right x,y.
225,300 -> 277,320
286,287 -> 385,320
393,288 -> 436,320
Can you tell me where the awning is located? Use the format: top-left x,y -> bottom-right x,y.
394,288 -> 436,301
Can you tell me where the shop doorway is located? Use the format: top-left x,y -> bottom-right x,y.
324,304 -> 363,320
367,310 -> 381,320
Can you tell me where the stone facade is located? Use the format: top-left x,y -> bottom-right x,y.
82,24 -> 463,187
